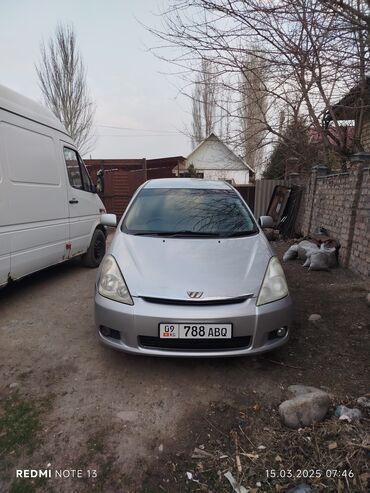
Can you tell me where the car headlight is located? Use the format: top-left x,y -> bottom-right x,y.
256,256 -> 289,306
98,255 -> 133,305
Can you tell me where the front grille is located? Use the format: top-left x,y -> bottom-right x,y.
141,295 -> 252,306
138,336 -> 251,351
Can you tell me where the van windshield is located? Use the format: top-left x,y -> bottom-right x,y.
122,188 -> 258,238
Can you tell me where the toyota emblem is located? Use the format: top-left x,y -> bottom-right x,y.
187,291 -> 204,299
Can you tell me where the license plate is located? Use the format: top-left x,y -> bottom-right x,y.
159,323 -> 232,339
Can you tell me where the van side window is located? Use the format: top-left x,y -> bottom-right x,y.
80,159 -> 93,192
63,147 -> 94,192
64,148 -> 83,189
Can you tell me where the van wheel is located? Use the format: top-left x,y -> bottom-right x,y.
82,229 -> 106,268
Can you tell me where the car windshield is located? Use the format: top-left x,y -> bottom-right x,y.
122,187 -> 258,237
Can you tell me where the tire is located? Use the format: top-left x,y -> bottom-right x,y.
82,229 -> 106,268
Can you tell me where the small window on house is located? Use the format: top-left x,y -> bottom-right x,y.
180,171 -> 204,178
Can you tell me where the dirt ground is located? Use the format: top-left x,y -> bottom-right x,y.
0,241 -> 369,493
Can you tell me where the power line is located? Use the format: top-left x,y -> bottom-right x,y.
96,123 -> 181,135
98,134 -> 184,138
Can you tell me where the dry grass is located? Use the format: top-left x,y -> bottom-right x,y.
156,398 -> 370,493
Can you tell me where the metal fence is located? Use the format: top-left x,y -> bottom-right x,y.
235,185 -> 256,212
254,179 -> 289,218
85,160 -> 289,222
85,160 -> 176,218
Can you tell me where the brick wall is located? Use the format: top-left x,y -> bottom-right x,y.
349,169 -> 370,275
292,159 -> 370,277
311,172 -> 356,264
361,115 -> 370,152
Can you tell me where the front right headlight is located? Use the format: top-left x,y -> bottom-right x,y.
98,255 -> 133,305
256,256 -> 289,306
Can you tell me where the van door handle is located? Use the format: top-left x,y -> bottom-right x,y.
69,198 -> 79,204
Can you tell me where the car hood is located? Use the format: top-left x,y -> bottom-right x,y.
110,232 -> 272,300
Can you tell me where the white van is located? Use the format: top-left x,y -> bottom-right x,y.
0,84 -> 108,288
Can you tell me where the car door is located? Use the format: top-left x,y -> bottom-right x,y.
0,148 -> 10,286
62,145 -> 100,257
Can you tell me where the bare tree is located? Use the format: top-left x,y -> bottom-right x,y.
36,24 -> 95,155
191,81 -> 203,148
264,116 -> 322,178
190,59 -> 218,147
319,0 -> 370,44
240,50 -> 268,177
150,0 -> 370,167
319,0 -> 370,151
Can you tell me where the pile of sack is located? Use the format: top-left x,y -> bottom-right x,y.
283,239 -> 339,271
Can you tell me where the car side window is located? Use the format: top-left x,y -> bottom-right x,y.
64,147 -> 83,190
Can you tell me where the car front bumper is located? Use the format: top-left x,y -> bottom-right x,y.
95,292 -> 293,357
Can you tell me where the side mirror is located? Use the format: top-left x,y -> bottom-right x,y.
101,213 -> 117,227
96,175 -> 104,194
259,215 -> 274,228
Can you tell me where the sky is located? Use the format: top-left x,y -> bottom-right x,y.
0,0 -> 191,158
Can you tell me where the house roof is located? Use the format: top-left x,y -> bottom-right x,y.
327,77 -> 370,121
187,133 -> 254,173
308,126 -> 355,147
85,156 -> 186,171
146,156 -> 186,169
0,83 -> 68,135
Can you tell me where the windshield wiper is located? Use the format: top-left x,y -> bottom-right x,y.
132,231 -> 165,236
132,230 -> 258,238
166,231 -> 221,237
222,230 -> 259,238
133,230 -> 221,237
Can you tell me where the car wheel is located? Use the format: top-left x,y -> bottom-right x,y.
82,229 -> 106,268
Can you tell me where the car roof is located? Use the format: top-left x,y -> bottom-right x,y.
143,178 -> 232,190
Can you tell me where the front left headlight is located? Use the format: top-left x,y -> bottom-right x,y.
256,256 -> 289,306
98,255 -> 133,305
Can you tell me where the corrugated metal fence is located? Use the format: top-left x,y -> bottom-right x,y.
254,179 -> 289,218
85,159 -> 176,218
235,185 -> 256,212
85,158 -> 288,221
85,160 -> 145,217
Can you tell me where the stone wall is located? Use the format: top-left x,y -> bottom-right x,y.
349,168 -> 370,276
292,158 -> 370,277
361,115 -> 370,152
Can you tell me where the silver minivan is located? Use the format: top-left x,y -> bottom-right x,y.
96,178 -> 293,357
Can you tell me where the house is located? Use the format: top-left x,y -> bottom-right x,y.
325,77 -> 370,152
146,156 -> 186,177
177,133 -> 254,185
308,126 -> 355,149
